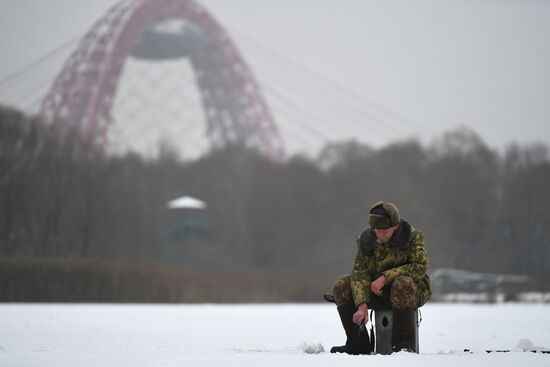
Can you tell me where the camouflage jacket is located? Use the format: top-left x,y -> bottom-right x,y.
350,219 -> 431,307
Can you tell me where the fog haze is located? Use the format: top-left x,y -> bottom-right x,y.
1,0 -> 549,155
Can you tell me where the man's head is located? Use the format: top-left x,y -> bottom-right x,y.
368,201 -> 400,243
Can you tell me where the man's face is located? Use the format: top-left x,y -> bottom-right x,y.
374,225 -> 399,244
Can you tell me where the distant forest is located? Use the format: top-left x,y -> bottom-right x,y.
1,105 -> 549,302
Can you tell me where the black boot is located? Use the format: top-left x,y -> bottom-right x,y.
391,309 -> 418,353
330,303 -> 371,355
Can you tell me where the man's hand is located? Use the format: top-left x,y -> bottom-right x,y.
371,275 -> 387,296
352,303 -> 369,325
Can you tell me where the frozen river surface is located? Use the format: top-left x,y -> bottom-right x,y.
1,303 -> 549,366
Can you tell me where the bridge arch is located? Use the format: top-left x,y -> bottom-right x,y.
40,0 -> 285,160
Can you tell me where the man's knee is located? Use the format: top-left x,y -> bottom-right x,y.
390,276 -> 418,310
333,275 -> 353,306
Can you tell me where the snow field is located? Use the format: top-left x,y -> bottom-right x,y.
1,303 -> 549,366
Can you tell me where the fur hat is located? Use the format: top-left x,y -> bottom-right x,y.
368,201 -> 400,229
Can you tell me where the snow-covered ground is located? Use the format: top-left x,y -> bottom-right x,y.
1,303 -> 549,366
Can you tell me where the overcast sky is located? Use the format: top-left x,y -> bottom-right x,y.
1,0 -> 549,157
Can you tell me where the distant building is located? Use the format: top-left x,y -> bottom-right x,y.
166,195 -> 209,242
430,268 -> 531,302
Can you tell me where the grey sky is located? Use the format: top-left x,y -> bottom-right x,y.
1,0 -> 549,157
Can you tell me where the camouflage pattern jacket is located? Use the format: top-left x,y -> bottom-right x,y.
350,219 -> 431,307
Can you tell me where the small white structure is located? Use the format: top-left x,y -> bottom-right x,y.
165,195 -> 209,245
167,196 -> 207,210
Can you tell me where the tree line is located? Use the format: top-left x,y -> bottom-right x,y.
1,104 -> 549,302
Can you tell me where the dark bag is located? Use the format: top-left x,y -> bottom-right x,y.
358,321 -> 374,354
